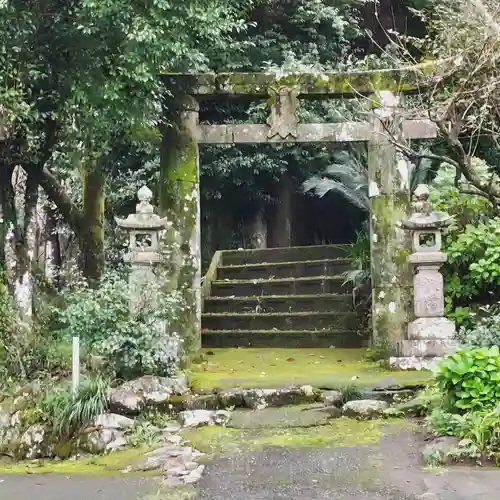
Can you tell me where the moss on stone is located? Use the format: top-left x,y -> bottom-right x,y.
188,348 -> 430,391
0,446 -> 153,476
181,418 -> 411,456
163,65 -> 435,97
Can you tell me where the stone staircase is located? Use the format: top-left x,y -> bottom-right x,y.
202,245 -> 368,348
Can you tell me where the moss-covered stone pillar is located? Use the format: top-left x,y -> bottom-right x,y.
367,91 -> 412,354
159,94 -> 201,360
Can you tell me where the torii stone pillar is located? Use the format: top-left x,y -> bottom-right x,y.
368,91 -> 413,352
159,91 -> 201,358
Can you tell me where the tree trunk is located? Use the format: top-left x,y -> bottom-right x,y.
80,168 -> 106,285
267,173 -> 293,248
249,206 -> 267,249
1,166 -> 39,317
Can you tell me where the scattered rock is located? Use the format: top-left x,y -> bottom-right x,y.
19,424 -> 47,459
106,436 -> 128,451
320,390 -> 343,407
108,375 -> 189,415
320,406 -> 342,419
95,413 -> 135,430
179,394 -> 220,411
243,386 -> 318,410
394,395 -> 426,417
108,388 -> 145,416
219,389 -> 245,408
80,428 -> 117,454
178,409 -> 231,428
342,400 -> 389,419
422,436 -> 461,465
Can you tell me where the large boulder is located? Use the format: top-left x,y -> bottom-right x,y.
342,400 -> 389,419
108,375 -> 189,415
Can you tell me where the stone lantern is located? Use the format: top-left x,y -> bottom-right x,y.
115,186 -> 169,314
390,184 -> 457,370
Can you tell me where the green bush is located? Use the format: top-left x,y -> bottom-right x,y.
55,273 -> 184,379
429,164 -> 500,325
458,303 -> 500,348
434,346 -> 500,412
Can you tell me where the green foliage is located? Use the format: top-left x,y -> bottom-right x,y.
427,407 -> 500,462
444,218 -> 500,301
339,382 -> 363,405
430,165 -> 500,323
40,376 -> 108,439
342,230 -> 371,289
434,347 -> 500,412
458,303 -> 500,348
125,420 -> 164,449
55,273 -> 184,379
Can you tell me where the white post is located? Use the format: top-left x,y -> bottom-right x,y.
72,336 -> 80,393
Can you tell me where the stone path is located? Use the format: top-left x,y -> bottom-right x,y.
0,475 -> 153,500
2,409 -> 500,500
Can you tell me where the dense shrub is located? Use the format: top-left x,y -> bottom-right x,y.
458,303 -> 500,348
55,273 -> 184,379
434,346 -> 500,412
429,163 -> 500,328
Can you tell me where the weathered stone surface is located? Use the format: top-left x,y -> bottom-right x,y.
243,386 -> 317,410
392,185 -> 456,370
320,390 -> 343,407
95,413 -> 135,430
393,395 -> 426,417
408,317 -> 456,340
389,356 -> 441,371
109,375 -> 188,414
178,409 -> 231,428
106,436 -> 128,451
342,400 -> 389,419
421,437 -> 461,465
396,339 -> 457,358
219,389 -> 245,408
80,428 -> 117,454
19,424 -> 48,459
108,388 -> 145,415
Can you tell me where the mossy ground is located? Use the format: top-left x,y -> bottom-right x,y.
188,348 -> 430,391
181,418 -> 412,456
0,446 -> 153,476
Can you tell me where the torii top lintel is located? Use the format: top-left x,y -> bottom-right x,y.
162,63 -> 433,98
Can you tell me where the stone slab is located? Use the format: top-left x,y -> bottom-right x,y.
388,356 -> 443,371
408,317 -> 456,340
396,339 -> 457,358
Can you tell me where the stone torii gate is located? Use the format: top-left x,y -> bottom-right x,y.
159,67 -> 436,360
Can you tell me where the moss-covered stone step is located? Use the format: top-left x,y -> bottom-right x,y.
221,245 -> 349,266
202,312 -> 360,331
203,294 -> 354,314
217,258 -> 351,281
202,329 -> 367,348
211,276 -> 347,297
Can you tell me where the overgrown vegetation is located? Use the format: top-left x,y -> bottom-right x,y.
425,347 -> 500,464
